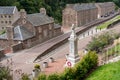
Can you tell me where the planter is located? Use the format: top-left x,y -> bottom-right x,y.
32,69 -> 40,78
49,57 -> 54,63
43,62 -> 48,68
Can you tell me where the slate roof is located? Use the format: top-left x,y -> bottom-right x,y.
66,3 -> 97,11
54,24 -> 61,29
27,13 -> 54,26
0,6 -> 16,14
96,2 -> 114,7
0,26 -> 34,41
14,26 -> 34,40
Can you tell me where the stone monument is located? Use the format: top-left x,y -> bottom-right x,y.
65,24 -> 80,67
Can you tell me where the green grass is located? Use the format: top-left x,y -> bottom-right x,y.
86,61 -> 120,80
97,15 -> 120,29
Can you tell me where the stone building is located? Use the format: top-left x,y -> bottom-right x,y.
0,8 -> 62,52
0,6 -> 19,30
62,3 -> 98,28
95,2 -> 115,18
62,2 -> 115,29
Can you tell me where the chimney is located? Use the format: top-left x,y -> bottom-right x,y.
20,9 -> 27,18
40,8 -> 46,15
6,26 -> 14,46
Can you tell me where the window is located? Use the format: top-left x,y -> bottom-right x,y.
22,20 -> 26,24
1,15 -> 3,18
9,21 -> 11,24
2,27 -> 4,29
5,21 -> 7,23
5,15 -> 7,18
1,21 -> 3,23
9,15 -> 11,18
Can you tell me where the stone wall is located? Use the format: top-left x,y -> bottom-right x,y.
96,2 -> 115,18
0,39 -> 9,48
107,19 -> 120,29
0,49 -> 5,59
62,8 -> 77,27
62,4 -> 98,28
0,39 -> 18,48
0,7 -> 19,30
12,43 -> 24,52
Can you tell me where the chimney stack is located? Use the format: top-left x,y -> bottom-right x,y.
40,8 -> 46,15
20,9 -> 27,18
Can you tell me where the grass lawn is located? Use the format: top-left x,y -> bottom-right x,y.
85,61 -> 120,80
97,15 -> 120,29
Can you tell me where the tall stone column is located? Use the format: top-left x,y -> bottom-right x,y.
65,24 -> 80,67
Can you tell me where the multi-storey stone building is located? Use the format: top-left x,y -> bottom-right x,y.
62,3 -> 98,28
62,2 -> 115,29
0,8 -> 62,52
0,6 -> 19,30
96,2 -> 115,18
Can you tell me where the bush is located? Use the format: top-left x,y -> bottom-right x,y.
74,51 -> 98,80
38,74 -> 47,80
74,63 -> 87,80
21,73 -> 30,80
34,64 -> 40,69
47,74 -> 59,80
59,68 -> 75,80
87,32 -> 120,52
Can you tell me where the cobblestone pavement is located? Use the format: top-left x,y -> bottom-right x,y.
0,15 -> 120,79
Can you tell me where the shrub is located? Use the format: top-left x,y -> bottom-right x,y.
74,51 -> 98,80
21,73 -> 30,80
87,32 -> 119,52
38,74 -> 47,80
60,68 -> 76,80
74,63 -> 87,80
47,74 -> 59,80
34,64 -> 40,69
0,66 -> 12,80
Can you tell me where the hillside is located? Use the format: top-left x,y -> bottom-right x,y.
86,61 -> 120,80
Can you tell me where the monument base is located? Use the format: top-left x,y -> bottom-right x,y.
65,55 -> 80,67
